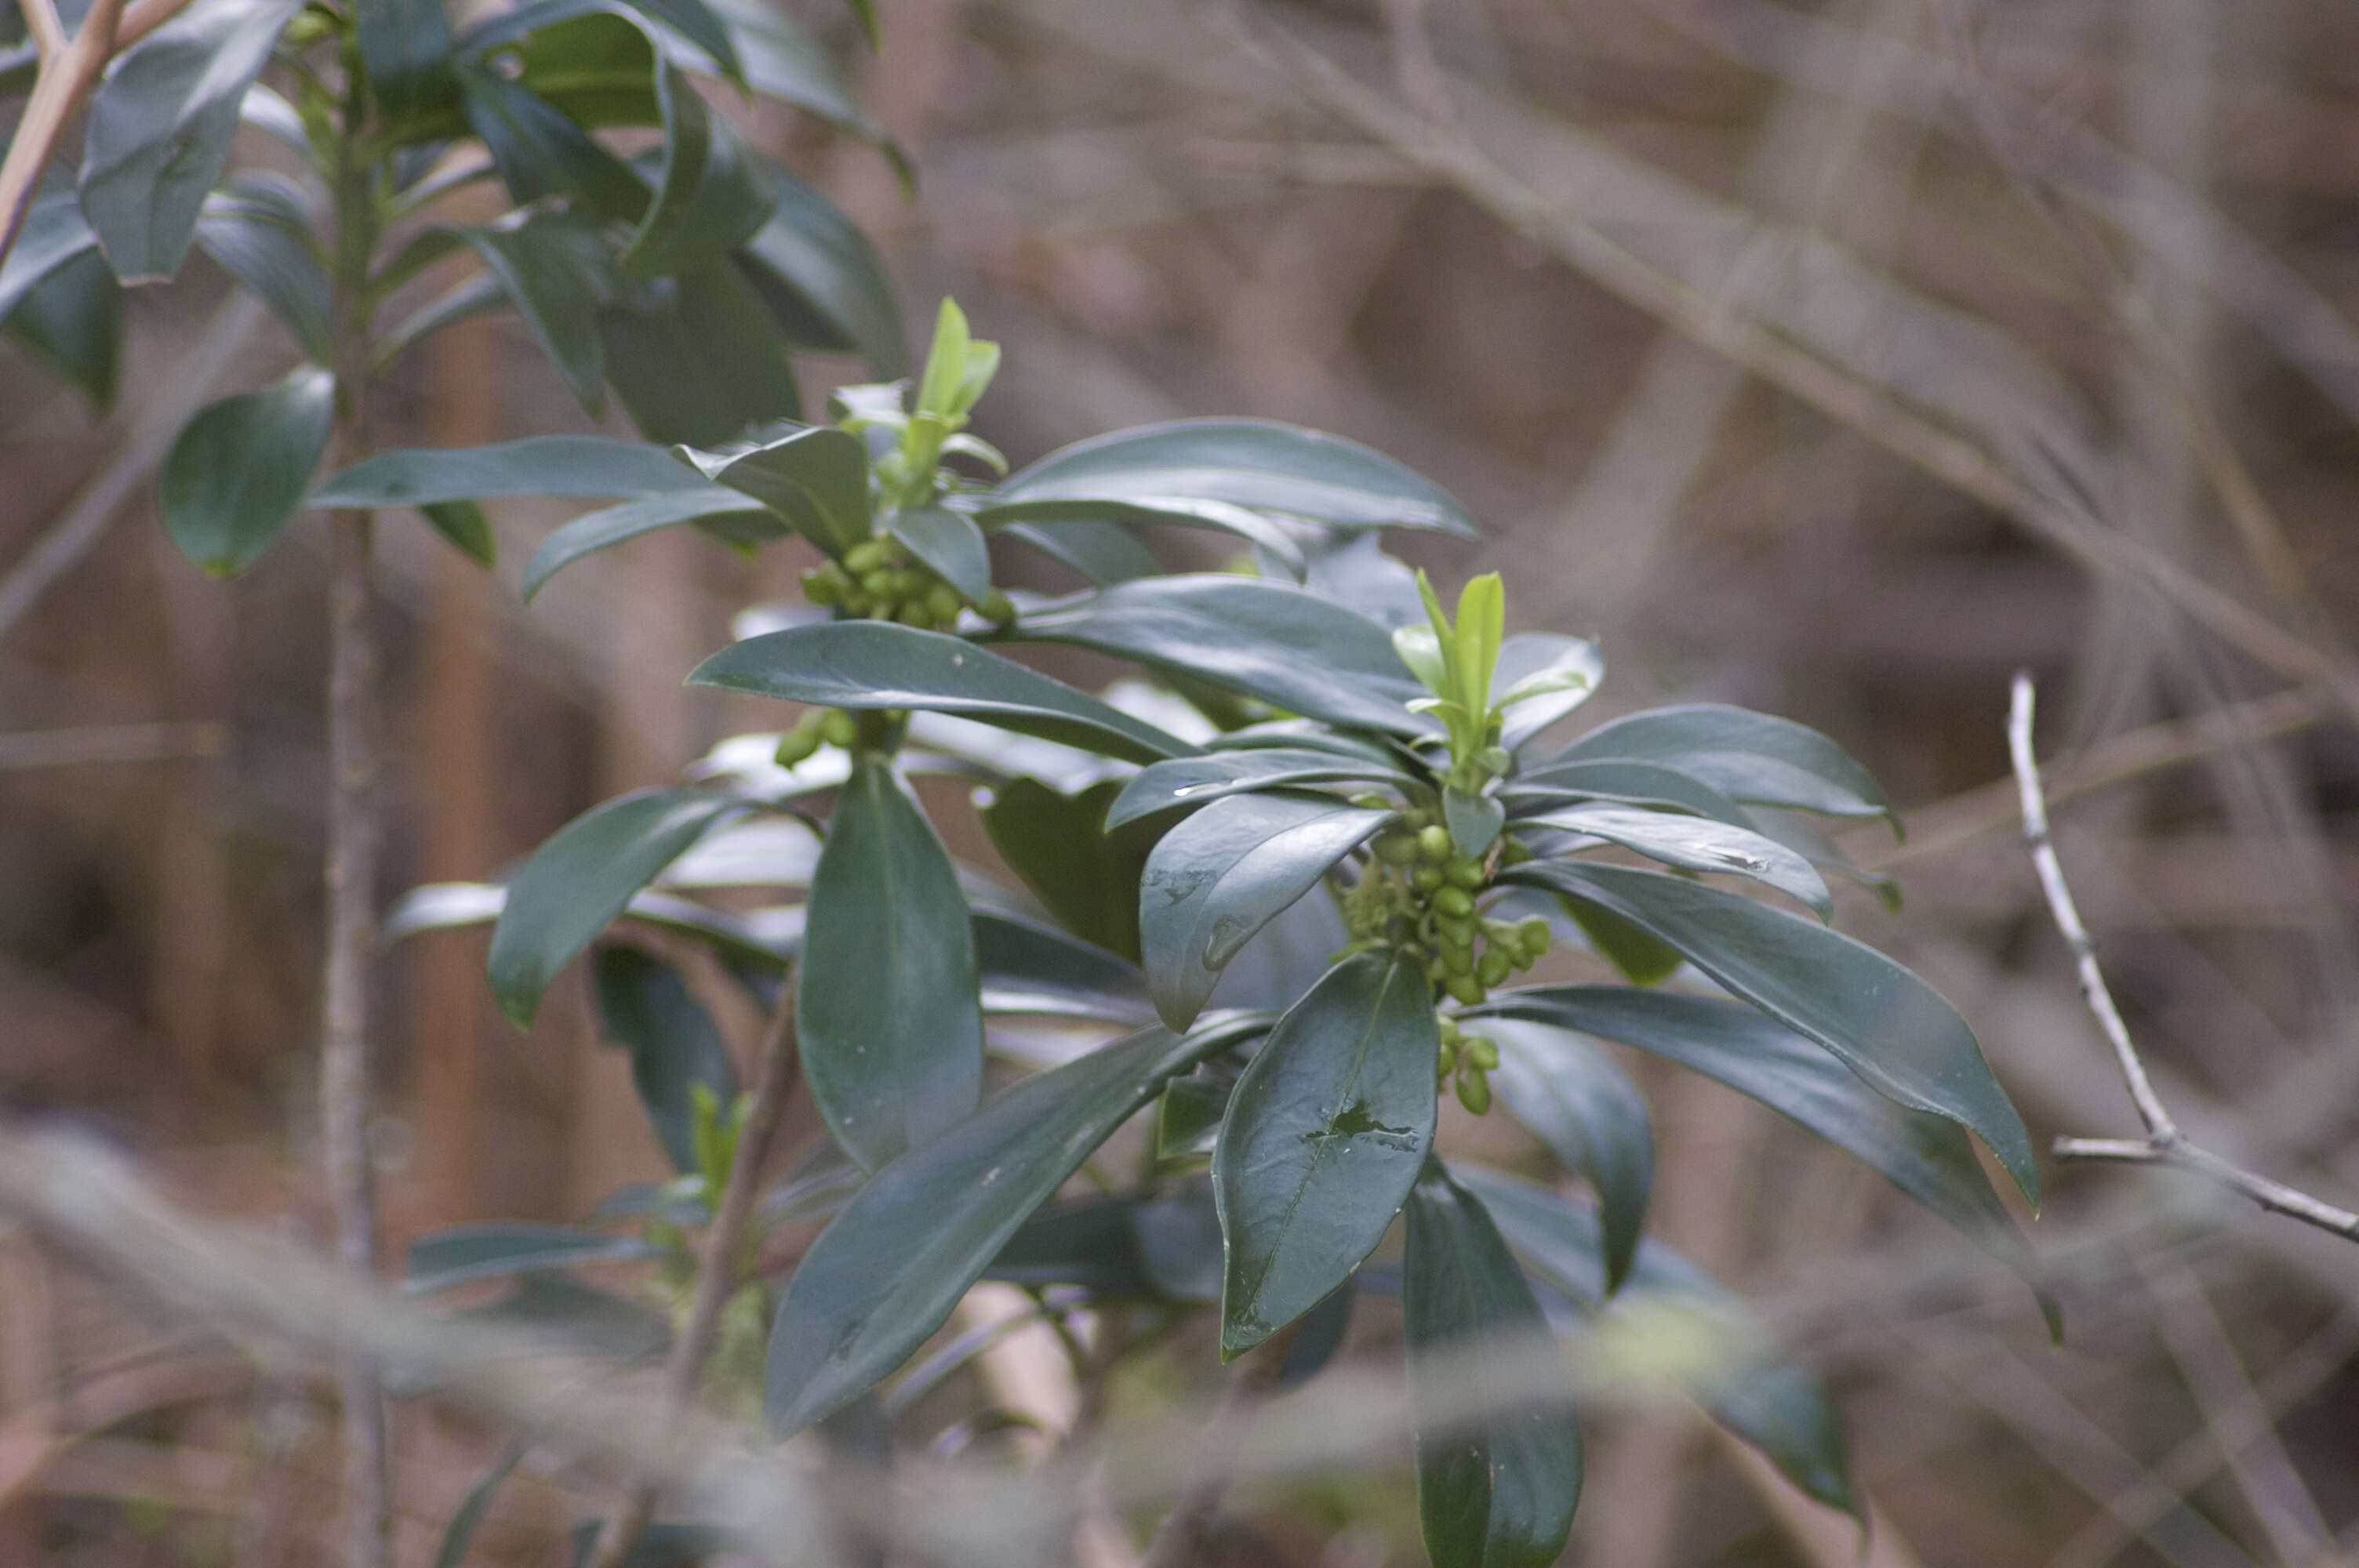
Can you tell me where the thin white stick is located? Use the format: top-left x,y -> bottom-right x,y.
2011,673 -> 2359,1243
2007,674 -> 2177,1142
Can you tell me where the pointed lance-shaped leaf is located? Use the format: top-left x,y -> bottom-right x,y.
1459,986 -> 2051,1327
1215,950 -> 1438,1356
998,418 -> 1477,535
689,621 -> 1201,765
765,1015 -> 1267,1433
998,575 -> 1430,738
798,757 -> 983,1171
1482,1021 -> 1652,1296
79,0 -> 305,281
737,163 -> 907,376
591,945 -> 741,1174
1403,1163 -> 1583,1568
489,789 -> 751,1026
1453,1164 -> 1855,1519
311,435 -> 721,510
1108,747 -> 1413,830
195,173 -> 333,364
1500,861 -> 2037,1205
160,365 -> 335,577
522,490 -> 774,601
6,249 -> 121,408
1525,803 -> 1832,920
1550,705 -> 1892,829
674,424 -> 871,557
1140,792 -> 1394,1032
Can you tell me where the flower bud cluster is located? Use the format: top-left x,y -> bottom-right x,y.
1342,800 -> 1552,1114
801,535 -> 1015,630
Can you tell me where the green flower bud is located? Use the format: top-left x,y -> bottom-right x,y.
1376,833 -> 1419,866
1350,791 -> 1392,811
841,588 -> 874,615
801,567 -> 840,605
1516,916 -> 1552,952
1435,1014 -> 1462,1045
1416,824 -> 1453,862
1456,1068 -> 1491,1115
845,539 -> 888,575
1435,1039 -> 1457,1076
1477,946 -> 1512,988
1499,837 -> 1533,866
1434,913 -> 1475,946
1409,863 -> 1445,892
927,583 -> 964,622
1463,1034 -> 1499,1071
902,603 -> 936,630
1439,944 -> 1474,978
1433,885 -> 1474,918
773,727 -> 821,767
859,569 -> 896,601
983,590 -> 1016,624
1445,857 -> 1486,889
819,710 -> 860,748
1445,973 -> 1485,1007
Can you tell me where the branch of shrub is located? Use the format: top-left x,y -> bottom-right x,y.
583,984 -> 805,1568
2009,673 -> 2359,1243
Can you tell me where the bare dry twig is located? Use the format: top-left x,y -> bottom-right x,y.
2009,673 -> 2359,1243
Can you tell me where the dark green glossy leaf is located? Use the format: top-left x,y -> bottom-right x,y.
765,1018 -> 1261,1432
159,365 -> 334,577
5,248 -> 120,407
1001,575 -> 1428,737
506,9 -> 658,126
975,495 -> 1307,578
1503,760 -> 1755,829
358,0 -> 459,138
78,0 -> 303,281
888,504 -> 992,603
981,778 -> 1149,964
1403,1164 -> 1582,1568
195,173 -> 333,363
433,1442 -> 525,1568
1551,706 -> 1891,826
460,64 -> 649,218
738,165 -> 907,376
1528,803 -> 1830,920
1215,951 -> 1437,1356
1443,784 -> 1504,860
1558,895 -> 1685,987
453,214 -> 615,414
689,621 -> 1199,765
598,257 -> 801,445
999,519 -> 1161,587
312,435 -> 714,510
418,501 -> 498,565
1482,1020 -> 1652,1295
799,757 -> 983,1170
523,489 -> 772,601
1141,793 -> 1393,1031
0,184 -> 100,322
614,0 -> 742,83
705,0 -> 879,137
987,1195 -> 1160,1297
1109,747 -> 1412,829
592,945 -> 741,1174
998,418 -> 1476,535
387,879 -> 792,978
1500,862 -> 2037,1203
1493,634 -> 1606,752
1158,1052 -> 1242,1158
1455,1165 -> 1855,1518
623,67 -> 769,275
405,1224 -> 655,1292
1459,986 -> 2048,1319
974,909 -> 1153,1024
674,424 -> 869,555
489,789 -> 749,1025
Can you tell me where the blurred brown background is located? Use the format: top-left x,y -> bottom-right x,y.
6,0 -> 2359,1561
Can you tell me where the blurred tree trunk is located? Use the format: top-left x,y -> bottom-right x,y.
407,310 -> 501,1230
